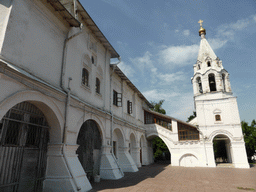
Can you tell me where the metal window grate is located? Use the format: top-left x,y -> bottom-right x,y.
0,102 -> 50,192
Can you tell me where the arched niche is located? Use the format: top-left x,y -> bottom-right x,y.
76,119 -> 102,181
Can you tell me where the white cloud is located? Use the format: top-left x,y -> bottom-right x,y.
216,14 -> 256,39
183,29 -> 190,36
142,89 -> 194,121
159,44 -> 199,66
143,89 -> 180,101
118,61 -> 135,78
158,71 -> 186,83
130,51 -> 154,70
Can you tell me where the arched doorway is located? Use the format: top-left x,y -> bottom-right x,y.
76,120 -> 102,182
0,102 -> 49,192
112,128 -> 124,160
129,133 -> 136,163
150,136 -> 171,164
213,134 -> 232,165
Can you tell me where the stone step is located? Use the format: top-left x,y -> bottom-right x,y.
216,163 -> 234,168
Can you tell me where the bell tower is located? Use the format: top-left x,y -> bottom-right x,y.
191,20 -> 249,168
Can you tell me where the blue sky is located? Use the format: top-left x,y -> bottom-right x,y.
80,0 -> 256,123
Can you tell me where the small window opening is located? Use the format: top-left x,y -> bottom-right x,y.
208,74 -> 216,92
207,61 -> 211,67
96,78 -> 100,94
215,115 -> 221,121
82,68 -> 89,87
198,64 -> 201,70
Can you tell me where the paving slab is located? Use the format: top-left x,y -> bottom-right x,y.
90,163 -> 256,192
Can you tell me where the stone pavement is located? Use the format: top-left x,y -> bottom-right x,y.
90,163 -> 256,192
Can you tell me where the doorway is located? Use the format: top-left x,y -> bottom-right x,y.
76,120 -> 102,182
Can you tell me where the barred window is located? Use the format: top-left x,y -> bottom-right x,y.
178,122 -> 199,141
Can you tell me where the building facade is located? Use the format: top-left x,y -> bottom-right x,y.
190,22 -> 249,168
0,1 -> 249,192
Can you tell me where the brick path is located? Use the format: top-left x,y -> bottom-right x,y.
90,163 -> 256,192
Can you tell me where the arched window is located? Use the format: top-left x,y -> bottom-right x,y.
196,77 -> 203,93
198,64 -> 201,70
96,78 -> 100,94
208,73 -> 216,92
207,61 -> 211,67
222,74 -> 226,92
82,68 -> 89,86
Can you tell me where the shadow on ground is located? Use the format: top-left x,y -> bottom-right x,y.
90,162 -> 170,191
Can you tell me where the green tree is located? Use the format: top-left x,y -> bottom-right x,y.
187,111 -> 196,122
150,100 -> 166,114
150,100 -> 170,161
242,120 -> 256,162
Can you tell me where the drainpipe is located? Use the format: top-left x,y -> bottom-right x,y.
109,57 -> 121,152
109,56 -> 122,175
196,125 -> 208,166
60,24 -> 83,191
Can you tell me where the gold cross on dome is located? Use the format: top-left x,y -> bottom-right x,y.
198,19 -> 203,27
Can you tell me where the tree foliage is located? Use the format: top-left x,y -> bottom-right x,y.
153,137 -> 170,161
150,100 -> 166,114
242,120 -> 256,162
150,100 -> 170,161
187,111 -> 196,122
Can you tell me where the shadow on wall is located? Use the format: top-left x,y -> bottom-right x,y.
90,163 -> 168,191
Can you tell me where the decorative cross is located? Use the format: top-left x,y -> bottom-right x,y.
198,19 -> 203,27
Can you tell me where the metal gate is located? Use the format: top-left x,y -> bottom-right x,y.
0,102 -> 49,192
76,120 -> 102,182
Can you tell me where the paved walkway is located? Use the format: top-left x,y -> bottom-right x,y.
90,163 -> 256,192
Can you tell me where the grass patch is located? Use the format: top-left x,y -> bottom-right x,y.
237,187 -> 255,191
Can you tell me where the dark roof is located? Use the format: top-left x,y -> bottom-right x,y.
47,0 -> 119,58
144,108 -> 198,129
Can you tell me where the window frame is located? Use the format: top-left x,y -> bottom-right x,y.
127,100 -> 132,114
113,90 -> 122,107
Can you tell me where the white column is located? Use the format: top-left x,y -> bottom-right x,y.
230,142 -> 249,168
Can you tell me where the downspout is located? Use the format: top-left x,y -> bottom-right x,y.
197,125 -> 208,166
61,23 -> 83,191
109,56 -> 122,175
109,57 -> 121,152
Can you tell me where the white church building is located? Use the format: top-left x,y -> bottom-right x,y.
0,1 -> 249,192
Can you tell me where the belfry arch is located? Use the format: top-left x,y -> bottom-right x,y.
208,73 -> 217,92
76,120 -> 102,181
